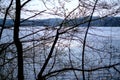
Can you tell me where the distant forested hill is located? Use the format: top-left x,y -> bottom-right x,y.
0,17 -> 120,27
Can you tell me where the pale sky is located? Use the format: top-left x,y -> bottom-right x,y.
25,0 -> 79,11
0,0 -> 120,19
21,0 -> 120,19
21,0 -> 80,19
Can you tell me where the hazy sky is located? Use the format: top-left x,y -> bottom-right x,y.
21,0 -> 80,19
25,0 -> 79,11
21,0 -> 120,19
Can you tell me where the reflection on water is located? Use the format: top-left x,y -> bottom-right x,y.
0,27 -> 120,80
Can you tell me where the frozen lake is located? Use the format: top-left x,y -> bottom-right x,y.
0,26 -> 120,80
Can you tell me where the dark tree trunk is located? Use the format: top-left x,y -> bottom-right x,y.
14,0 -> 24,80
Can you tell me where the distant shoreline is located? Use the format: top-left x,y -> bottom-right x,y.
0,17 -> 120,27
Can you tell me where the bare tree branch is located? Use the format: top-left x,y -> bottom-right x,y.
44,63 -> 120,78
81,0 -> 98,80
0,0 -> 13,39
21,0 -> 31,8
